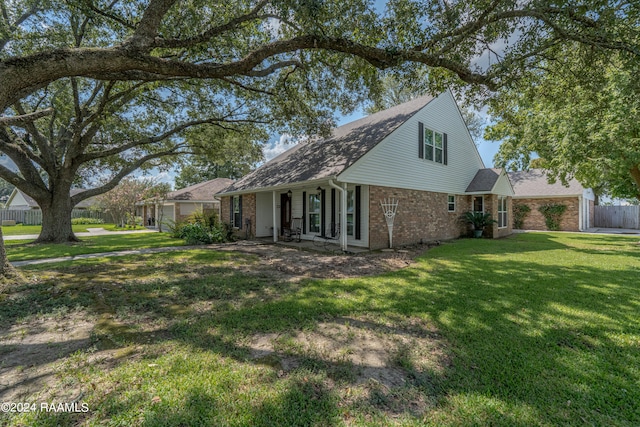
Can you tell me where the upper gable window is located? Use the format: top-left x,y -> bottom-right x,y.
419,123 -> 448,165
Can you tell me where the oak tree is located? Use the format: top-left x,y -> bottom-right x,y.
0,0 -> 638,275
487,46 -> 640,200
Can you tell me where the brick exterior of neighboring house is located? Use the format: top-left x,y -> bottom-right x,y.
508,170 -> 594,232
512,197 -> 581,232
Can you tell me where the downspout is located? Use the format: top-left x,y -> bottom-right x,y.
578,195 -> 583,231
272,191 -> 278,243
328,179 -> 347,252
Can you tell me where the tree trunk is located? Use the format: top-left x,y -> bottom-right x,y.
36,190 -> 79,243
0,226 -> 14,275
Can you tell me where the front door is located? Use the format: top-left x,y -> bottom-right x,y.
280,193 -> 291,235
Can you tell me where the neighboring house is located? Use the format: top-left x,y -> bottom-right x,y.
217,91 -> 514,251
508,169 -> 595,231
4,188 -> 97,210
138,178 -> 234,228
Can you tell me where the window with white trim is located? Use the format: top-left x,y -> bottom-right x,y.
424,128 -> 445,164
447,195 -> 456,212
308,193 -> 321,233
473,196 -> 484,213
498,197 -> 508,228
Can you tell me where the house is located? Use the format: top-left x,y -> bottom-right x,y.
5,188 -> 97,210
138,178 -> 234,228
508,169 -> 595,231
217,91 -> 514,251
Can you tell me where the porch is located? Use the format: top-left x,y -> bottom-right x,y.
223,180 -> 370,252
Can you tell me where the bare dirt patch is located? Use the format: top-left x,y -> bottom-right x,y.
2,242 -> 439,413
214,240 -> 436,280
0,311 -> 95,402
247,315 -> 450,417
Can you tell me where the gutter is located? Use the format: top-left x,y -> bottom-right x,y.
218,177 -> 334,197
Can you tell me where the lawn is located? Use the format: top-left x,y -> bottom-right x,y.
5,233 -> 186,261
1,233 -> 638,426
1,223 -> 145,236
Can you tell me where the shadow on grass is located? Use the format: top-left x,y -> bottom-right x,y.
2,234 -> 639,425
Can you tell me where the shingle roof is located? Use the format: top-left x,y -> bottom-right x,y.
168,178 -> 234,201
508,169 -> 585,197
220,94 -> 436,194
466,168 -> 503,192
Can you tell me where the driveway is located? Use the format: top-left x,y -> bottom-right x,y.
585,227 -> 640,235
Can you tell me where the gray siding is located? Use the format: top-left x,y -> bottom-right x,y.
338,91 -> 484,194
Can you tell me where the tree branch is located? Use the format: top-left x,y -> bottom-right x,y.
83,0 -> 135,30
126,0 -> 178,50
11,102 -> 56,168
0,108 -> 53,125
151,0 -> 270,49
71,146 -> 184,204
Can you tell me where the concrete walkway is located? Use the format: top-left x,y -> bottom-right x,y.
12,244 -> 195,267
3,228 -> 158,241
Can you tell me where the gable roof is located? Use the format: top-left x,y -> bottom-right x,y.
220,94 -> 436,194
6,188 -> 96,208
167,178 -> 234,201
6,188 -> 38,208
466,168 -> 502,192
508,169 -> 586,197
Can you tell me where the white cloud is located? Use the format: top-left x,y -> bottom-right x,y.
263,134 -> 299,162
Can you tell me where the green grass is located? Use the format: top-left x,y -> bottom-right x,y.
5,233 -> 186,261
1,223 -> 144,236
1,233 -> 639,426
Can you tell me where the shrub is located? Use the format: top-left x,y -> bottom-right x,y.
170,210 -> 231,245
180,223 -> 214,245
461,211 -> 497,229
71,217 -> 104,225
512,204 -> 531,229
538,204 -> 567,231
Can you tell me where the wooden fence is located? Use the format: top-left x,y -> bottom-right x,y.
0,209 -> 108,225
594,205 -> 640,229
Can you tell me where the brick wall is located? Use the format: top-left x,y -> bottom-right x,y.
482,194 -> 513,238
220,194 -> 257,238
368,185 -> 470,250
588,200 -> 595,228
514,197 -> 580,231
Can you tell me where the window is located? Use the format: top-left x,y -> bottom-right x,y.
346,190 -> 355,236
308,193 -> 321,233
473,196 -> 484,213
447,195 -> 456,212
424,128 -> 434,161
498,197 -> 508,228
423,127 -> 445,164
232,195 -> 241,228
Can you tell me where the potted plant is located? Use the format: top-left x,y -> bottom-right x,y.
462,211 -> 497,238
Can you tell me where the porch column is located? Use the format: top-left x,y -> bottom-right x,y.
272,191 -> 278,243
341,182 -> 348,251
